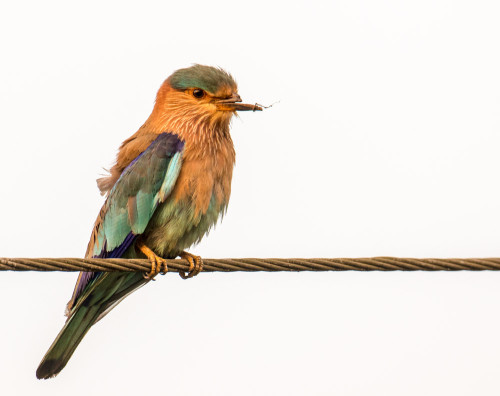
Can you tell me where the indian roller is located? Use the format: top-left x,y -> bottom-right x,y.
36,65 -> 262,379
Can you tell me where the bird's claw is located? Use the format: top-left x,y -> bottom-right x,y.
179,251 -> 203,279
143,255 -> 168,280
137,242 -> 168,280
159,260 -> 168,275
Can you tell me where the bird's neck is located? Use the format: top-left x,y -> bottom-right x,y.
97,107 -> 235,196
144,109 -> 232,154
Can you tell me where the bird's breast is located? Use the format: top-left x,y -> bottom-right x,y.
144,138 -> 235,256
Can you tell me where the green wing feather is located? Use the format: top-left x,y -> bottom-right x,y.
36,133 -> 184,379
96,133 -> 184,255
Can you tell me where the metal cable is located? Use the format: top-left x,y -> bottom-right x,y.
2,257 -> 500,272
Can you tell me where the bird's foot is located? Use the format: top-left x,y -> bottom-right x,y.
179,251 -> 203,280
137,242 -> 168,280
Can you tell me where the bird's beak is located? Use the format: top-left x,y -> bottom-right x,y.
215,93 -> 262,112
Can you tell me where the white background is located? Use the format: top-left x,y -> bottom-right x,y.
1,1 -> 500,394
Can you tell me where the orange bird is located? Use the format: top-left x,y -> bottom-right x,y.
36,65 -> 261,379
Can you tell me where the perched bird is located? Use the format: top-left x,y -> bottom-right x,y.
36,65 -> 261,379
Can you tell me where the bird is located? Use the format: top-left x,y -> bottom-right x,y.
36,64 -> 262,379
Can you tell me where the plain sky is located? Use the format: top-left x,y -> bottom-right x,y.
1,0 -> 500,395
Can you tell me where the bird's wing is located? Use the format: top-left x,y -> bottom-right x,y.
67,132 -> 185,314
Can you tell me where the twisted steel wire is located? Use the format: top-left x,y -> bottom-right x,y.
2,257 -> 500,272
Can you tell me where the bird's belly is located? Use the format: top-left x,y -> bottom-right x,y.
143,194 -> 226,257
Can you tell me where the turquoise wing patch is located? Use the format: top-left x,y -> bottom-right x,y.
94,133 -> 184,257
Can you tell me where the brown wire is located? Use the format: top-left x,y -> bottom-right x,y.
2,257 -> 500,272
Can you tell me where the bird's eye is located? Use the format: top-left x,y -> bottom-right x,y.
192,89 -> 206,99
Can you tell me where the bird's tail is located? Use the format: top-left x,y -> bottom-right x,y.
36,304 -> 101,379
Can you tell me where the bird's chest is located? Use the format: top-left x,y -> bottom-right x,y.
145,145 -> 235,256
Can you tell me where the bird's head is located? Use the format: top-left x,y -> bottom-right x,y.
150,65 -> 261,133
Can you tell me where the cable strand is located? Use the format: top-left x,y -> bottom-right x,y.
2,257 -> 500,272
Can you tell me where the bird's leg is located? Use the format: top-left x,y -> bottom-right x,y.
179,251 -> 203,279
136,242 -> 168,280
